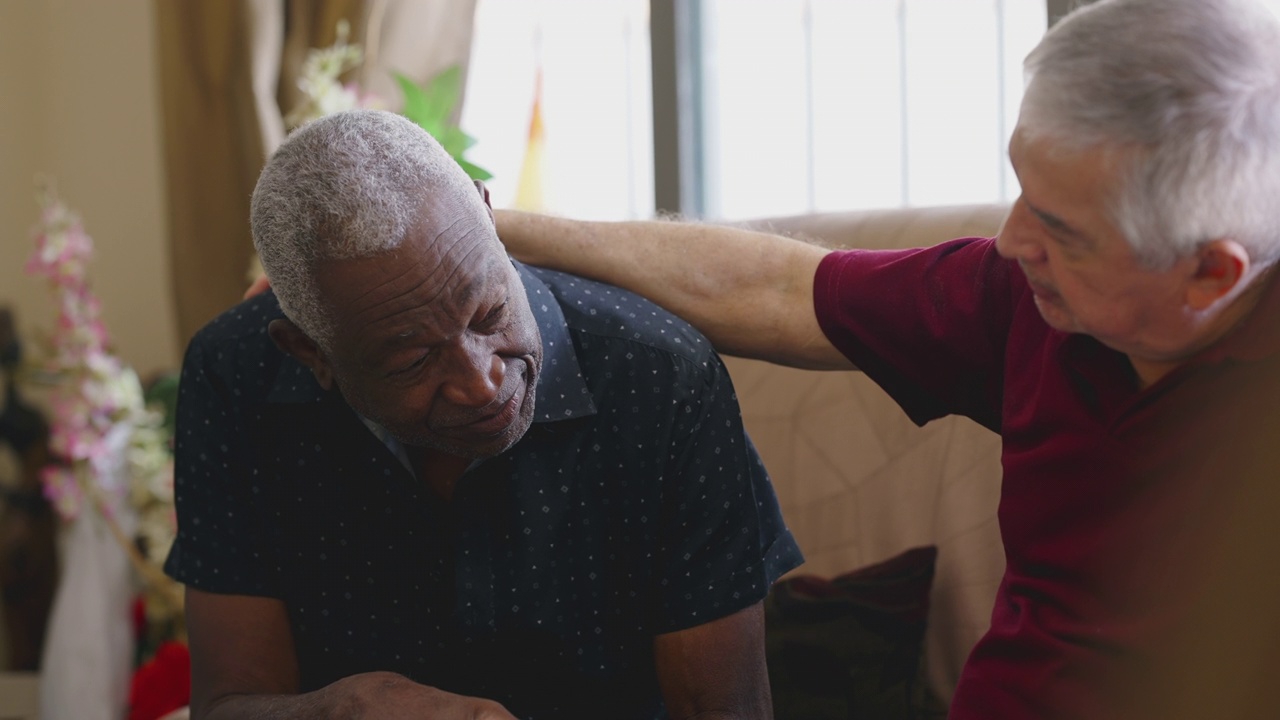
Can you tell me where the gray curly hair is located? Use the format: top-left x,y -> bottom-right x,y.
1019,0 -> 1280,269
251,109 -> 478,349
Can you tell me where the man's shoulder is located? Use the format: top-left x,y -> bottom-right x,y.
524,265 -> 717,371
190,292 -> 283,348
183,292 -> 289,387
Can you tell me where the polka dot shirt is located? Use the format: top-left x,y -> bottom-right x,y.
164,263 -> 802,719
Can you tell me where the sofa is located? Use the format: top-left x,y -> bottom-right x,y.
728,203 -> 1010,706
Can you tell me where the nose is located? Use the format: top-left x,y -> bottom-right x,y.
995,197 -> 1046,264
439,340 -> 505,408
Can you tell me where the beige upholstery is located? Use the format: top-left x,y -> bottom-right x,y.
726,203 -> 1010,703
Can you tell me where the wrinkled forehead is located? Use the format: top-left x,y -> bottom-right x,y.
313,209 -> 514,344
428,241 -> 517,308
414,189 -> 506,280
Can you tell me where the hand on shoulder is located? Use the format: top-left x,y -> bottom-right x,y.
244,274 -> 272,300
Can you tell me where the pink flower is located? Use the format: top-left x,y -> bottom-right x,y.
26,203 -> 94,285
41,466 -> 82,520
348,82 -> 384,111
29,190 -> 169,541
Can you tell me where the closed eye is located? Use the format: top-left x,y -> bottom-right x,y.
1034,210 -> 1068,234
1028,205 -> 1090,250
476,301 -> 508,331
389,351 -> 431,377
1043,225 -> 1074,246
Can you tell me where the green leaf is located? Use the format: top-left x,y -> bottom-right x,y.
435,126 -> 476,157
456,158 -> 493,182
455,130 -> 478,152
393,72 -> 434,129
393,65 -> 489,182
395,65 -> 463,131
419,65 -> 463,123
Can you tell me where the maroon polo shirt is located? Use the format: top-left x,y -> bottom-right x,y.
814,237 -> 1280,719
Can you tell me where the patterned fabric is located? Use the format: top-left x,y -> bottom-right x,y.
165,263 -> 802,720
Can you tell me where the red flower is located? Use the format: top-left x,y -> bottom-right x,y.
127,641 -> 190,720
131,594 -> 147,643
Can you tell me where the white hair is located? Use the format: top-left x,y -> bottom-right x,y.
251,110 -> 477,348
1019,0 -> 1280,269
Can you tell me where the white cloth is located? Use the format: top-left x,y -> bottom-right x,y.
39,425 -> 137,720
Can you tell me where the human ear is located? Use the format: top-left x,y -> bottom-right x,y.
475,180 -> 494,224
267,318 -> 335,390
1186,240 -> 1249,311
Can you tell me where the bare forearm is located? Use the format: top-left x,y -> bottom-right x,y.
497,210 -> 849,369
655,603 -> 775,720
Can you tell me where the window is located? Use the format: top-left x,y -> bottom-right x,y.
461,0 -> 654,221
696,0 -> 1046,220
464,1 -> 1049,222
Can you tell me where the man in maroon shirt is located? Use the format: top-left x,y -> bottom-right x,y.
496,0 -> 1280,716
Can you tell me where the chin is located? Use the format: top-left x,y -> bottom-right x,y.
1033,295 -> 1080,333
415,392 -> 538,460
392,423 -> 523,460
459,417 -> 533,458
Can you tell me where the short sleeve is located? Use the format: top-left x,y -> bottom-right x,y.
814,237 -> 1017,431
163,332 -> 279,597
650,353 -> 804,633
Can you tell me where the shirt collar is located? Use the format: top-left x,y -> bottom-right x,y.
516,260 -> 597,423
267,262 -> 598,423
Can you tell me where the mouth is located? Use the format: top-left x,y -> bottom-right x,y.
1029,283 -> 1056,301
452,390 -> 521,437
440,372 -> 528,438
1023,273 -> 1061,304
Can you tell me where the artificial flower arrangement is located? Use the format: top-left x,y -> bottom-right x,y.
284,19 -> 490,178
27,184 -> 180,609
26,182 -> 188,720
283,20 -> 380,129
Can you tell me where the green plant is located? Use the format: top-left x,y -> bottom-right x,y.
394,66 -> 492,181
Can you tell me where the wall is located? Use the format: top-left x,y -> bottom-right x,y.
0,0 -> 179,378
0,1 -> 48,360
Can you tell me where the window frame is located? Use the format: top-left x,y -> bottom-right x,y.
648,0 -> 1064,217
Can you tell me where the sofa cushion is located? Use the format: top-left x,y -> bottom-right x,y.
726,202 -> 1009,705
765,546 -> 940,720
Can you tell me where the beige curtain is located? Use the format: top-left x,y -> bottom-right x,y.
156,0 -> 479,345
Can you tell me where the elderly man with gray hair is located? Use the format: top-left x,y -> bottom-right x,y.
496,0 -> 1280,717
164,109 -> 802,720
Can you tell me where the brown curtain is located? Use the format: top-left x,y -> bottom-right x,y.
156,0 -> 478,346
277,0 -> 369,122
356,0 -> 479,119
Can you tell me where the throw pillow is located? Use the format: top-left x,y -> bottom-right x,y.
765,546 -> 938,720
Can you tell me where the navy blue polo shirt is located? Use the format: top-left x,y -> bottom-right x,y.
165,263 -> 802,719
